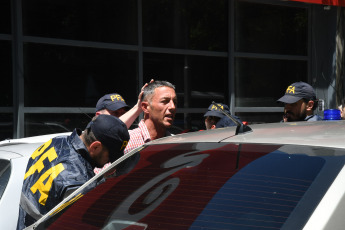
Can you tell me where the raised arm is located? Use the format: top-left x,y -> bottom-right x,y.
120,79 -> 154,128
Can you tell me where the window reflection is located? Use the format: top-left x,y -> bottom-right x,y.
4,0 -> 315,136
143,0 -> 228,51
235,1 -> 308,55
0,0 -> 11,34
24,113 -> 93,137
144,53 -> 228,109
22,0 -> 138,44
236,112 -> 284,124
235,58 -> 307,107
0,41 -> 12,106
23,43 -> 138,107
0,114 -> 13,141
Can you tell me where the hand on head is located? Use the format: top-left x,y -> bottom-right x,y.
137,79 -> 154,107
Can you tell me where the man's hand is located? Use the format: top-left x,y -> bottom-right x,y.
137,79 -> 154,107
119,79 -> 154,128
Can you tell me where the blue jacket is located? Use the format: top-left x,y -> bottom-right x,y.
216,115 -> 243,128
280,114 -> 323,123
305,114 -> 323,121
17,129 -> 98,229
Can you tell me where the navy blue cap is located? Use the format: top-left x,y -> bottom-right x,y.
216,116 -> 241,128
277,82 -> 316,104
95,93 -> 130,112
86,115 -> 129,163
204,103 -> 230,118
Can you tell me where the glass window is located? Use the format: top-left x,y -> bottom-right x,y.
24,113 -> 94,137
0,41 -> 12,106
235,1 -> 308,55
0,160 -> 11,199
173,112 -> 244,133
235,58 -> 307,107
143,0 -> 228,51
195,148 -> 326,230
0,114 -> 13,141
236,112 -> 284,124
171,113 -> 204,133
23,43 -> 138,107
22,0 -> 138,44
144,53 -> 228,109
0,0 -> 11,34
170,112 -> 283,131
36,143 -> 344,230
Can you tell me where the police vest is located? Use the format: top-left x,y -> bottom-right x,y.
18,130 -> 96,229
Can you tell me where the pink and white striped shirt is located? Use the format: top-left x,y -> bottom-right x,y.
124,119 -> 151,154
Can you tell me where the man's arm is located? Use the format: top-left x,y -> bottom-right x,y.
120,80 -> 153,128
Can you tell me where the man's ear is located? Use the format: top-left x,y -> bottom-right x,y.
89,141 -> 102,156
211,124 -> 216,129
306,100 -> 314,111
141,101 -> 149,114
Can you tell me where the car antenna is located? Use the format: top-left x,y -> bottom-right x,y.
79,108 -> 92,119
211,101 -> 252,135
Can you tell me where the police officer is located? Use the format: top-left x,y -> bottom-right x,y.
95,80 -> 154,130
277,81 -> 322,122
95,93 -> 130,117
204,103 -> 242,130
17,115 -> 129,229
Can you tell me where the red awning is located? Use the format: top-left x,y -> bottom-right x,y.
290,0 -> 345,6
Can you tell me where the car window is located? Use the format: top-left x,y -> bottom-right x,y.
0,159 -> 11,199
34,143 -> 345,230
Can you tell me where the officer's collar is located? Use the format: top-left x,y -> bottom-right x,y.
70,129 -> 96,168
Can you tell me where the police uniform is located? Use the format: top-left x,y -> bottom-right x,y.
279,114 -> 323,123
216,115 -> 242,128
277,82 -> 322,122
17,129 -> 98,230
204,102 -> 243,129
305,114 -> 323,121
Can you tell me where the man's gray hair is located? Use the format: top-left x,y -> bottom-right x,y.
142,80 -> 175,103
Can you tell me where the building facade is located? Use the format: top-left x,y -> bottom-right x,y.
1,0 -> 344,139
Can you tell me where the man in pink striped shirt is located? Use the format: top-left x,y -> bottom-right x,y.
94,80 -> 177,174
124,80 -> 177,154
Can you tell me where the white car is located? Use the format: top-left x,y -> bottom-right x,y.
19,120 -> 345,230
0,132 -> 70,230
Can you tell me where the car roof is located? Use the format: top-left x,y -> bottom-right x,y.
30,122 -> 345,230
151,121 -> 345,149
0,132 -> 71,146
0,142 -> 45,159
0,132 -> 71,159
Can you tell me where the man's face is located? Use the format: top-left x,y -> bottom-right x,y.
109,108 -> 127,117
284,99 -> 307,122
147,86 -> 177,128
205,116 -> 218,130
97,108 -> 127,117
90,143 -> 111,168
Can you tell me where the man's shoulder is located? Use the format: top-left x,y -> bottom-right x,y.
129,126 -> 142,134
305,114 -> 323,121
129,120 -> 148,136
